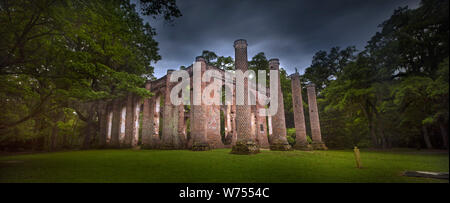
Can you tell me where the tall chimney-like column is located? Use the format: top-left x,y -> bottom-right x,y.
191,56 -> 210,151
291,72 -> 312,150
268,59 -> 291,151
307,84 -> 327,150
231,39 -> 259,154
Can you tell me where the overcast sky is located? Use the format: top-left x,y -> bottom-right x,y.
140,0 -> 421,78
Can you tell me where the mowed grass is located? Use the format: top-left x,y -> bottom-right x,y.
0,149 -> 448,183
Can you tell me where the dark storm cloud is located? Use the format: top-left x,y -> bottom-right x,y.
141,0 -> 420,78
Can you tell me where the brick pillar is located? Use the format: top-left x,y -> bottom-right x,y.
110,98 -> 122,148
142,83 -> 161,149
268,59 -> 291,151
222,103 -> 233,147
307,83 -> 327,150
98,101 -> 108,148
231,39 -> 259,154
125,93 -> 137,147
142,82 -> 153,148
231,89 -> 237,146
161,69 -> 184,149
106,109 -> 113,144
204,66 -> 223,149
291,73 -> 312,150
255,96 -> 270,148
191,57 -> 209,150
206,104 -> 223,148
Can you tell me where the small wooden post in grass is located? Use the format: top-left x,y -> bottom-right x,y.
353,146 -> 361,169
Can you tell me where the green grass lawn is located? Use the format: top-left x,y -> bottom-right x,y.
0,149 -> 448,183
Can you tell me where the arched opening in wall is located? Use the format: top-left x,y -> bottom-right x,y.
185,104 -> 191,146
250,111 -> 256,140
220,85 -> 226,144
220,108 -> 225,144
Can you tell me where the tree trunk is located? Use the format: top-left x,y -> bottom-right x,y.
422,125 -> 433,149
439,121 -> 448,149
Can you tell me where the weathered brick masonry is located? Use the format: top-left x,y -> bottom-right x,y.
291,72 -> 312,150
97,39 -> 326,153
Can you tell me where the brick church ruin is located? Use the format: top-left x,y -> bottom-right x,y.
97,39 -> 327,154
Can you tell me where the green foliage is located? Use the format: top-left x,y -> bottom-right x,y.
286,128 -> 312,146
0,0 -> 180,150
303,0 -> 449,149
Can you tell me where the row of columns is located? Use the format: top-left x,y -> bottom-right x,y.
291,73 -> 328,150
98,95 -> 141,148
97,39 -> 326,153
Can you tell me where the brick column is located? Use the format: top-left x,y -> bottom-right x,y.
268,59 -> 291,151
119,103 -> 126,146
291,73 -> 312,150
307,83 -> 327,150
231,39 -> 259,154
125,93 -> 137,147
230,89 -> 237,146
98,101 -> 108,148
161,69 -> 184,149
178,101 -> 187,148
191,57 -> 209,150
204,66 -> 223,149
141,82 -> 153,148
110,98 -> 122,148
255,97 -> 270,148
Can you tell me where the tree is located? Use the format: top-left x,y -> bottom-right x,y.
303,46 -> 357,92
305,0 -> 449,149
0,0 -> 182,150
201,50 -> 218,64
